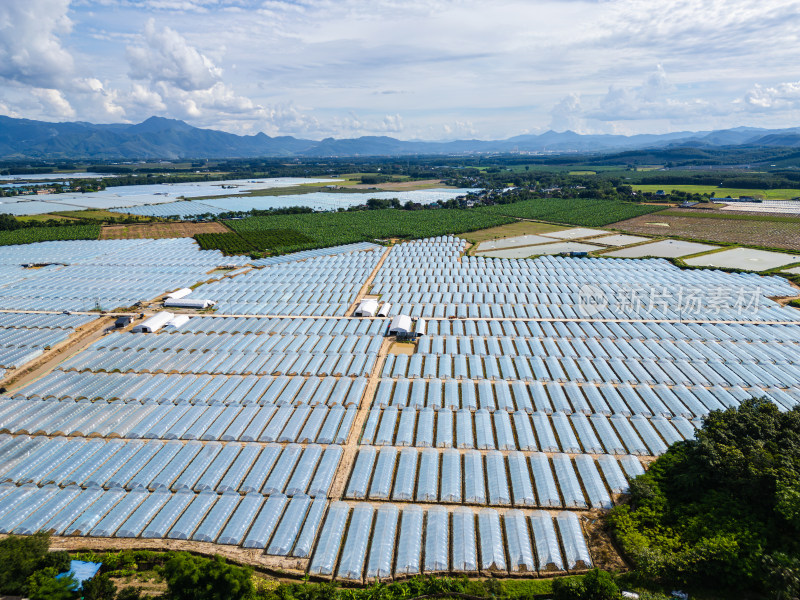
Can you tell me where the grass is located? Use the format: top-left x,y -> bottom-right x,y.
50,209 -> 154,221
633,183 -> 800,199
15,213 -> 79,223
501,578 -> 556,596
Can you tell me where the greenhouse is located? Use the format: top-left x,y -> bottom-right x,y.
0,234 -> 796,581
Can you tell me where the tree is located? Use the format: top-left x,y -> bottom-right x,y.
82,572 -> 116,600
116,587 -> 144,600
0,533 -> 52,595
26,567 -> 78,600
581,569 -> 622,600
609,399 -> 800,593
552,570 -> 621,600
161,553 -> 254,600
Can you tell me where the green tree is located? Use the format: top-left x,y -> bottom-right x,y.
82,572 -> 116,600
581,569 -> 621,600
161,553 -> 254,600
26,567 -> 78,600
116,586 -> 144,600
609,399 -> 800,593
0,532 -> 52,594
552,576 -> 587,600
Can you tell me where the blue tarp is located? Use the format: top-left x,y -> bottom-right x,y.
57,560 -> 102,587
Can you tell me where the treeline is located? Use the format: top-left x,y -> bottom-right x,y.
638,171 -> 800,189
0,538 -> 674,600
0,213 -> 94,231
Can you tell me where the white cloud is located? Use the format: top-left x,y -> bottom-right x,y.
4,0 -> 800,138
129,83 -> 167,112
0,0 -> 74,88
549,94 -> 584,132
32,88 -> 75,118
548,66 -> 717,132
744,81 -> 800,110
442,120 -> 477,139
0,102 -> 21,119
127,18 -> 222,91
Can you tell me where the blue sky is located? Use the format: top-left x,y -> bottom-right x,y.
2,0 -> 800,140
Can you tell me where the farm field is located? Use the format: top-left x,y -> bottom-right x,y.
0,224 -> 101,246
477,240 -> 604,258
51,209 -> 155,222
484,197 -> 666,226
211,207 -> 515,255
633,183 -> 800,199
460,220 -> 567,245
684,247 -> 800,272
101,221 -> 230,240
658,208 -> 800,222
609,211 -> 800,251
184,177 -> 451,201
0,236 -> 798,585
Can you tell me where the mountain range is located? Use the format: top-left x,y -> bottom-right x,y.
2,116 -> 800,159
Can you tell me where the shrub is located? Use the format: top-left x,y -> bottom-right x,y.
161,553 -> 253,600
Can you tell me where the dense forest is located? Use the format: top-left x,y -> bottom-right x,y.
609,399 -> 800,598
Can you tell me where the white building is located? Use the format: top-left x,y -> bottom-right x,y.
131,311 -> 173,333
354,298 -> 379,317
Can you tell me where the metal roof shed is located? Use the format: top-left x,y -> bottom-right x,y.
164,298 -> 216,309
354,298 -> 379,317
388,314 -> 412,335
132,311 -> 173,333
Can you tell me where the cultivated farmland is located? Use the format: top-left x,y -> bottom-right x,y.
101,221 -> 230,240
0,234 -> 798,584
0,224 -> 101,246
610,210 -> 800,251
484,198 -> 667,226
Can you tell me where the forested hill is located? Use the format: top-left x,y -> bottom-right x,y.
3,115 -> 800,159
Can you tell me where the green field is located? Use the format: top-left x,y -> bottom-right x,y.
484,197 -> 666,226
633,183 -> 800,199
207,208 -> 514,254
0,224 -> 101,246
195,198 -> 665,255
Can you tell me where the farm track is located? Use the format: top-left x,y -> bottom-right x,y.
1,316 -> 113,392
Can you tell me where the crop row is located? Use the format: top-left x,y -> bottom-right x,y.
216,208 -> 514,255
484,198 -> 665,227
0,224 -> 101,246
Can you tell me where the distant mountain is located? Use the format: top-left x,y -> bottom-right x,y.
2,115 -> 800,159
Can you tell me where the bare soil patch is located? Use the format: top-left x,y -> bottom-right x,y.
581,510 -> 628,572
609,213 -> 800,251
388,341 -> 416,355
100,221 -> 230,240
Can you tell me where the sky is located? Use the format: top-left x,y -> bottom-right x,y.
2,0 -> 800,140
